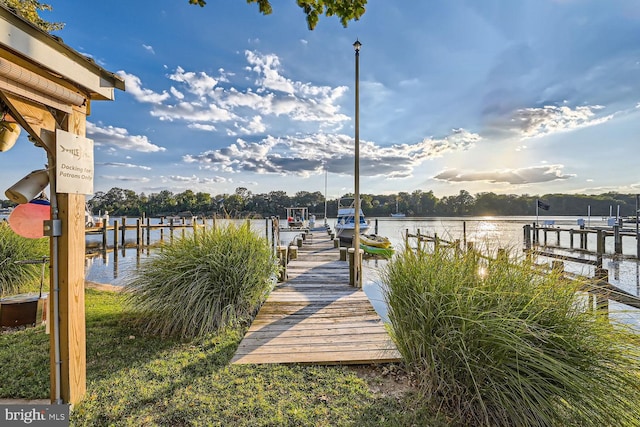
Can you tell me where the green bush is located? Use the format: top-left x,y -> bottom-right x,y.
125,222 -> 278,339
0,222 -> 49,297
382,246 -> 640,427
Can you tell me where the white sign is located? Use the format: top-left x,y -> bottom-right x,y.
55,129 -> 94,195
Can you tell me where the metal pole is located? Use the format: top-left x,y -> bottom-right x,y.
353,39 -> 362,288
324,161 -> 328,226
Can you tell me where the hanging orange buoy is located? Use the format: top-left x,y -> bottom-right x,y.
8,199 -> 50,239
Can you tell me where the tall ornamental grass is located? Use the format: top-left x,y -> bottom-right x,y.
382,246 -> 640,427
0,222 -> 49,297
125,222 -> 278,339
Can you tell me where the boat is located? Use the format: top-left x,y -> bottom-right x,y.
285,207 -> 308,229
360,234 -> 392,248
335,198 -> 370,242
360,242 -> 395,258
390,199 -> 405,217
85,204 -> 99,228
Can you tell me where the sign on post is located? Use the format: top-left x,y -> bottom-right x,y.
55,129 -> 94,194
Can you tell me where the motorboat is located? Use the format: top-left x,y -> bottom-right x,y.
335,198 -> 370,242
285,207 -> 308,229
360,234 -> 391,248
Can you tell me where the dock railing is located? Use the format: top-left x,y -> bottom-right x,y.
404,228 -> 640,316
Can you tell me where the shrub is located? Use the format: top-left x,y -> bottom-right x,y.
125,222 -> 278,339
0,222 -> 49,297
381,246 -> 640,427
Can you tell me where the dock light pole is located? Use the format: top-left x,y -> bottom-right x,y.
353,39 -> 362,287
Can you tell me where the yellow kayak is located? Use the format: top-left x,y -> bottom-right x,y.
360,234 -> 391,248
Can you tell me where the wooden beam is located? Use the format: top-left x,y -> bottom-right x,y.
0,90 -> 58,154
1,90 -> 88,404
50,107 -> 87,404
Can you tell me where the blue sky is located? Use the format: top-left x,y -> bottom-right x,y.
3,0 -> 640,200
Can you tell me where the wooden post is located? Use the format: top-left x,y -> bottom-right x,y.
580,224 -> 586,249
136,219 -> 141,248
277,245 -> 288,282
523,224 -> 531,251
52,193 -> 86,404
614,224 -> 622,254
340,247 -> 347,261
121,216 -> 127,246
334,238 -> 340,248
543,229 -> 548,246
596,229 -> 604,270
170,218 -> 175,243
348,248 -> 355,286
569,229 -> 574,249
146,217 -> 151,247
113,220 -> 119,250
374,218 -> 378,235
288,245 -> 298,260
556,229 -> 560,246
101,220 -> 108,250
463,221 -> 467,248
594,267 -> 609,317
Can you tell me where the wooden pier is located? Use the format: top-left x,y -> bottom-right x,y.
231,231 -> 401,365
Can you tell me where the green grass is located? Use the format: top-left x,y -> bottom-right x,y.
124,222 -> 280,339
382,246 -> 640,427
0,289 -> 439,426
0,222 -> 49,297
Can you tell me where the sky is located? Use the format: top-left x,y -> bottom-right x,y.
3,0 -> 640,201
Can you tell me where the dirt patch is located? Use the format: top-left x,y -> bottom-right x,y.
85,281 -> 123,292
348,363 -> 416,399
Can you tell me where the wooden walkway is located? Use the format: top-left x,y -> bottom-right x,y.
231,231 -> 402,365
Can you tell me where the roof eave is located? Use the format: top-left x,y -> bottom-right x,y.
0,5 -> 124,101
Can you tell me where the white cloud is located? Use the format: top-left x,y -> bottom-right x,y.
142,44 -> 155,54
98,162 -> 152,170
182,129 -> 480,179
509,105 -> 613,138
100,175 -> 151,182
116,71 -> 170,104
121,51 -> 350,135
166,175 -> 229,184
169,66 -> 220,98
188,123 -> 217,132
87,122 -> 166,152
433,164 -> 575,185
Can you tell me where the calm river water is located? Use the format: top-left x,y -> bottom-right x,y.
81,215 -> 639,327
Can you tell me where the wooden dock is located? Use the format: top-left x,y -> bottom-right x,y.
231,231 -> 402,365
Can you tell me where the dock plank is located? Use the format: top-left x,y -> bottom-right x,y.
231,230 -> 401,365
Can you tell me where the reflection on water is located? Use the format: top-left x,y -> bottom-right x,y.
84,216 -> 639,328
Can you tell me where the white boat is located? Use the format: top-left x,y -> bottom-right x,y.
335,198 -> 370,242
390,200 -> 405,217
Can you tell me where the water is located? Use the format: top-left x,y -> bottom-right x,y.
360,216 -> 640,329
6,212 -> 637,327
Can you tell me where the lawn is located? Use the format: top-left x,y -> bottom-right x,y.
0,289 -> 435,426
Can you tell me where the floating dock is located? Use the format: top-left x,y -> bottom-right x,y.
231,231 -> 401,365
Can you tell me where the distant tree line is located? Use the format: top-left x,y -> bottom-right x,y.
2,188 -> 638,218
